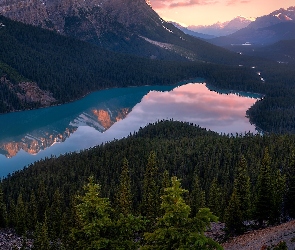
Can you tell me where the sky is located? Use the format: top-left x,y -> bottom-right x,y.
149,0 -> 295,26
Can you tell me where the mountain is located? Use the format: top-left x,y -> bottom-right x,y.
0,15 -> 261,114
187,16 -> 253,37
170,22 -> 216,39
0,0 -> 242,62
209,6 -> 295,47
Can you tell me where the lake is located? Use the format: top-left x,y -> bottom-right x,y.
0,80 -> 260,177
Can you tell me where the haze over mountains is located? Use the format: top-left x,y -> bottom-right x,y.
186,16 -> 253,37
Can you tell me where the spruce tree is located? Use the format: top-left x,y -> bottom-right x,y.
208,178 -> 222,219
70,176 -> 113,249
142,151 -> 160,227
142,176 -> 222,250
33,215 -> 50,250
115,158 -> 133,216
224,187 -> 243,236
0,184 -> 7,228
255,147 -> 273,226
235,155 -> 251,221
190,175 -> 206,217
286,150 -> 295,218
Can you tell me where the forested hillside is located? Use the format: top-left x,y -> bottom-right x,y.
1,120 -> 295,248
0,15 -> 259,110
1,14 -> 295,134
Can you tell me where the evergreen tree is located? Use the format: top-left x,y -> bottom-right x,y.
115,158 -> 133,216
271,169 -> 286,224
27,192 -> 38,230
255,148 -> 273,226
70,176 -> 113,249
286,150 -> 295,218
142,176 -> 222,250
190,175 -> 206,217
0,184 -> 7,228
70,176 -> 145,250
235,155 -> 251,221
142,151 -> 160,226
48,189 -> 63,239
15,193 -> 27,234
224,187 -> 243,236
208,178 -> 223,219
161,170 -> 170,197
33,215 -> 50,250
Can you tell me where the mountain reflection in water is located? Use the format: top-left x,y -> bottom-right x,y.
0,82 -> 260,177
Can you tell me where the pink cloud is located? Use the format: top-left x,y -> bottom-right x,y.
226,0 -> 251,5
150,0 -> 219,9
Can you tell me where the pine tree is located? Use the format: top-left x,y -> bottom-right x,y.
15,193 -> 27,234
224,187 -> 243,236
115,158 -> 133,216
33,215 -> 50,250
190,175 -> 206,217
208,178 -> 222,219
48,189 -> 63,239
142,176 -> 222,250
255,147 -> 273,226
286,150 -> 295,218
0,184 -> 7,228
71,176 -> 145,250
235,155 -> 251,221
70,176 -> 113,249
142,151 -> 160,226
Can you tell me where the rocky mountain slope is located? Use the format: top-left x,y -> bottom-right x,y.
222,220 -> 295,250
0,0 -> 240,62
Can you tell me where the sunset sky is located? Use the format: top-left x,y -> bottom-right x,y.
149,0 -> 294,26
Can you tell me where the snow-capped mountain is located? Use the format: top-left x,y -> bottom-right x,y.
248,6 -> 295,30
208,6 -> 295,47
187,16 -> 253,37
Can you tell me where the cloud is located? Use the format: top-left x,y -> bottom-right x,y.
150,0 -> 218,9
226,0 -> 251,5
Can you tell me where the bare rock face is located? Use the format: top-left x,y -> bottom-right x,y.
0,0 -> 187,59
0,0 -> 157,36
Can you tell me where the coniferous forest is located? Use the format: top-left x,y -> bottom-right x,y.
0,120 -> 295,248
1,6 -> 295,249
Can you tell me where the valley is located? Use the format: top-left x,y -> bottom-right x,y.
0,0 -> 295,249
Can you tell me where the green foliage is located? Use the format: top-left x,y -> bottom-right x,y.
70,176 -> 145,250
142,151 -> 160,226
115,158 -> 133,216
0,120 -> 295,245
33,216 -> 50,250
267,241 -> 288,250
224,188 -> 243,236
189,175 -> 206,217
70,176 -> 113,249
142,176 -> 222,250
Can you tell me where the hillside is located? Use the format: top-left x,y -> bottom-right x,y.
223,220 -> 295,250
1,120 -> 295,248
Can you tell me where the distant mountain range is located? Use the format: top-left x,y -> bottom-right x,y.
186,16 -> 253,37
208,6 -> 295,46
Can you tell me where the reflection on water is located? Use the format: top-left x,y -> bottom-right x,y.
0,82 -> 260,177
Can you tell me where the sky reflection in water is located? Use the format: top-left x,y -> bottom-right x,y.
0,83 -> 259,177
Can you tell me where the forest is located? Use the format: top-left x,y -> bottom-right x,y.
1,14 -> 295,133
0,120 -> 294,249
